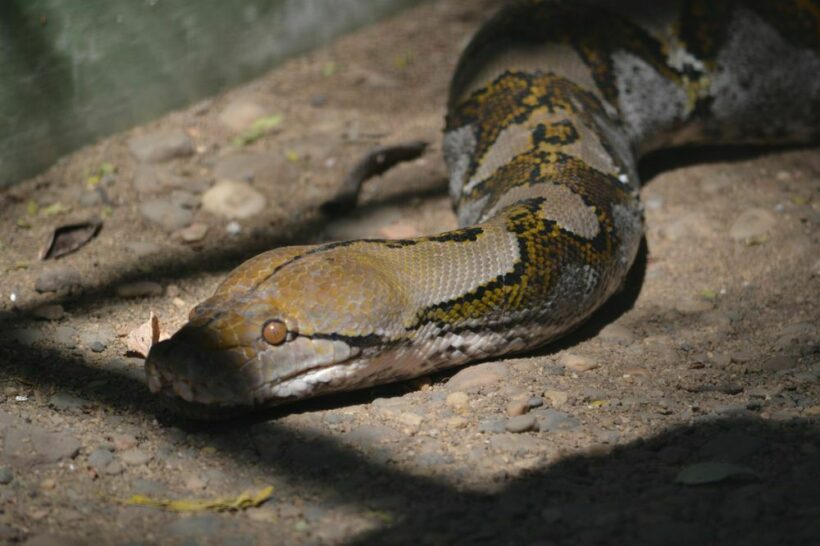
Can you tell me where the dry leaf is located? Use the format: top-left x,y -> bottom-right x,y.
40,220 -> 102,260
126,312 -> 170,357
122,485 -> 274,513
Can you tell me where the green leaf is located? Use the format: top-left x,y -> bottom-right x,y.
231,114 -> 283,146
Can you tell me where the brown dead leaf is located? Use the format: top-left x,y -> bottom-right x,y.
126,312 -> 170,357
40,220 -> 102,260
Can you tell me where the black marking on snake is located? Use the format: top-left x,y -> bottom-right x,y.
305,331 -> 389,349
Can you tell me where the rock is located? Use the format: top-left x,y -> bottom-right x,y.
79,328 -> 115,352
202,179 -> 267,219
104,461 -> 123,475
506,399 -> 529,417
477,418 -> 506,434
178,222 -> 209,243
4,427 -> 81,465
111,433 -> 138,451
139,199 -> 194,231
124,241 -> 162,258
397,412 -> 423,430
446,362 -> 509,392
183,473 -> 208,491
31,304 -> 65,321
9,328 -> 44,345
0,467 -> 12,484
559,353 -> 598,372
543,389 -> 569,408
598,323 -> 635,345
120,448 -> 152,466
132,164 -> 188,194
54,326 -> 77,348
758,355 -> 797,372
528,396 -> 544,408
116,281 -> 163,298
128,130 -> 193,163
48,393 -> 90,412
34,266 -> 81,293
533,409 -> 581,432
505,415 -> 537,433
729,208 -> 776,243
225,221 -> 242,235
445,391 -> 470,410
87,448 -> 114,472
218,98 -> 269,132
170,189 -> 200,210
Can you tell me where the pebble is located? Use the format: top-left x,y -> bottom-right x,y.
202,179 -> 267,219
178,222 -> 209,243
87,448 -> 114,472
0,467 -> 12,484
543,389 -> 569,408
104,461 -> 123,476
31,304 -> 65,321
445,391 -> 469,410
139,199 -> 194,231
225,221 -> 242,235
505,414 -> 537,433
116,281 -> 163,298
120,448 -> 152,466
48,393 -> 90,411
730,350 -> 754,363
124,241 -> 162,258
183,473 -> 208,491
34,266 -> 82,293
79,328 -> 115,352
446,362 -> 509,392
598,323 -> 635,345
111,433 -> 139,451
729,208 -> 776,243
10,327 -> 44,345
170,189 -> 200,209
757,355 -> 797,372
128,130 -> 194,163
506,399 -> 529,417
218,97 -> 269,132
477,418 -> 506,434
533,409 -> 581,432
132,164 -> 187,194
51,326 -> 76,348
559,353 -> 598,372
4,427 -> 81,464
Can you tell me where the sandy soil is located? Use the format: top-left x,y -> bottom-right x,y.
0,0 -> 818,544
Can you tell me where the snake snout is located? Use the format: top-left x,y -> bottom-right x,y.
145,330 -> 261,407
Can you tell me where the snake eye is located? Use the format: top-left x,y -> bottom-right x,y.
262,320 -> 288,345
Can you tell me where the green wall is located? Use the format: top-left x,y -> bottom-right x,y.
0,0 -> 418,187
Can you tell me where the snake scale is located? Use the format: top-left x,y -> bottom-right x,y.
146,0 -> 820,412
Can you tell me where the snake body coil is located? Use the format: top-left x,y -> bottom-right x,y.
147,0 -> 820,410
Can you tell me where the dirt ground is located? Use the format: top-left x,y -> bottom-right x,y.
0,0 -> 818,544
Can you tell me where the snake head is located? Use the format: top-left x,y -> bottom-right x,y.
145,245 -> 407,412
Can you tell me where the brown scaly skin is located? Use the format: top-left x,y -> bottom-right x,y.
146,0 -> 820,414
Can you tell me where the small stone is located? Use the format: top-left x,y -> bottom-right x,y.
104,461 -> 123,475
129,130 -> 194,163
758,355 -> 797,372
79,328 -> 115,352
48,393 -> 90,411
729,208 -> 776,243
527,396 -> 544,408
309,94 -> 327,107
397,412 -> 423,429
170,189 -> 200,209
225,221 -> 242,235
40,478 -> 56,491
124,241 -> 162,258
730,351 -> 754,363
132,164 -> 187,194
22,429 -> 81,463
559,353 -> 598,372
178,222 -> 208,243
505,414 -> 537,433
477,418 -> 506,434
32,304 -> 65,321
87,448 -> 114,472
506,399 -> 529,417
202,179 -> 267,219
533,409 -> 581,432
0,467 -> 12,484
183,473 -> 208,491
218,98 -> 269,132
120,448 -> 152,466
446,362 -> 509,392
116,281 -> 163,298
675,295 -> 714,314
598,323 -> 635,345
35,266 -> 82,293
139,199 -> 194,231
543,389 -> 569,408
111,433 -> 138,451
445,391 -> 469,410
